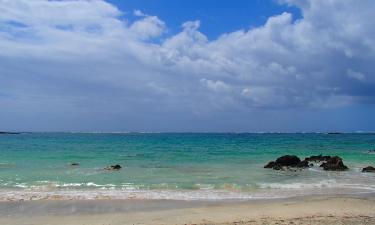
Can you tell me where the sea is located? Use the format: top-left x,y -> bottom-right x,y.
0,132 -> 375,201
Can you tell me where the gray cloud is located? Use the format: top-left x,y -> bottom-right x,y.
0,0 -> 374,131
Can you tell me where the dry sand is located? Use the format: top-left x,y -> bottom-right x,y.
1,196 -> 375,225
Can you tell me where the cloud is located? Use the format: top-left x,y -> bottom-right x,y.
129,15 -> 165,40
200,79 -> 231,92
0,0 -> 374,131
133,9 -> 146,17
347,69 -> 366,82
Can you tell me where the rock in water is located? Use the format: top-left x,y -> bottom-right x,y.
264,161 -> 276,168
296,160 -> 310,168
320,156 -> 348,171
275,155 -> 301,167
105,164 -> 122,170
362,166 -> 375,173
265,154 -> 347,171
264,155 -> 303,170
305,154 -> 331,162
112,164 -> 122,170
71,162 -> 79,166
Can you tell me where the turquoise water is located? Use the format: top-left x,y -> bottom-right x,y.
1,133 -> 375,200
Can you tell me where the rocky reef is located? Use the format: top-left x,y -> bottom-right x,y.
264,154 -> 349,171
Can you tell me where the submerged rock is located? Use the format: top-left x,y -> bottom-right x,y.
105,164 -> 122,170
320,156 -> 348,171
362,166 -> 375,173
70,162 -> 79,166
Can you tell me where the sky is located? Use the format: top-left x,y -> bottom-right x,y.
0,0 -> 374,132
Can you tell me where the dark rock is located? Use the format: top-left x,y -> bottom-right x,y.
305,154 -> 331,162
70,163 -> 79,166
105,164 -> 122,170
320,156 -> 348,171
264,161 -> 276,168
265,154 -> 349,171
305,155 -> 320,161
275,155 -> 301,167
273,164 -> 283,170
296,160 -> 310,168
362,166 -> 375,173
264,155 -> 304,170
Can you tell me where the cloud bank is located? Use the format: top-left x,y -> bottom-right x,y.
0,0 -> 374,131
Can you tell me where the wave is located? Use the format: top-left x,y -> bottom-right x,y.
0,189 -> 291,201
1,180 -> 375,201
258,180 -> 375,191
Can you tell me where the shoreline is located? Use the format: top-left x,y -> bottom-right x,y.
1,186 -> 375,202
1,195 -> 375,224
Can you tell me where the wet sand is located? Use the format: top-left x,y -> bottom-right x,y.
1,196 -> 375,225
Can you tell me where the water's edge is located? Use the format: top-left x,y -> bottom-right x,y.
1,193 -> 375,217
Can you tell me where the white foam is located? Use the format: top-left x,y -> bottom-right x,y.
0,189 -> 280,201
2,175 -> 375,201
258,180 -> 375,192
1,183 -> 375,202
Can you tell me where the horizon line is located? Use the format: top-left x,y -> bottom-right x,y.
2,131 -> 375,134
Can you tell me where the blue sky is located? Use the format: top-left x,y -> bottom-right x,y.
0,0 -> 374,132
107,0 -> 301,40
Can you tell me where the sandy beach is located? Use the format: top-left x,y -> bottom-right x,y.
1,196 -> 375,225
2,0 -> 375,223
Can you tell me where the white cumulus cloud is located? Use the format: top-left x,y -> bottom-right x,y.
0,0 -> 374,131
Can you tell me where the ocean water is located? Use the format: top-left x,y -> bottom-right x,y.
1,133 -> 375,201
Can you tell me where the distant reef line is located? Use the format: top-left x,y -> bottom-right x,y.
0,131 -> 20,134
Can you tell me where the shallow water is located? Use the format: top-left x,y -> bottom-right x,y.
1,132 -> 375,200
